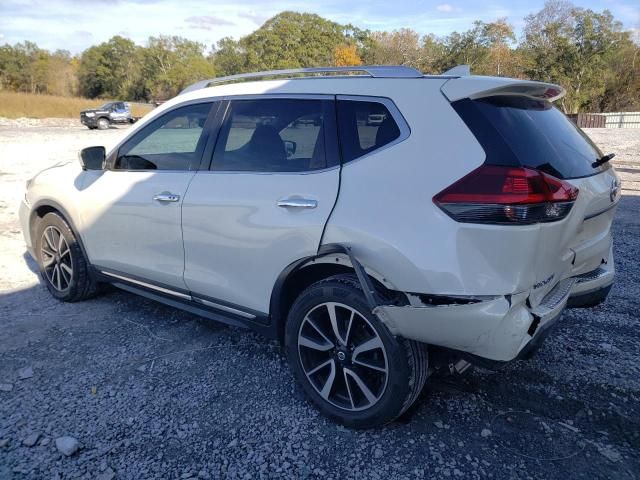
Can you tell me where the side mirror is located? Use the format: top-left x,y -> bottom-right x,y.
284,140 -> 297,158
79,146 -> 106,171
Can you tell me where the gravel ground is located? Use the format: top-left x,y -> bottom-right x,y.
0,122 -> 639,479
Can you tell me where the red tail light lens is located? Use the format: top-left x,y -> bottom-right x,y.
433,165 -> 579,225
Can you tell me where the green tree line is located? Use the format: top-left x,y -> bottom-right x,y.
0,1 -> 638,113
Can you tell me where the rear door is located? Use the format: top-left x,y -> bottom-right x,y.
452,94 -> 620,305
181,96 -> 340,314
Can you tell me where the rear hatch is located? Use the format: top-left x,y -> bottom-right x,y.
442,79 -> 620,305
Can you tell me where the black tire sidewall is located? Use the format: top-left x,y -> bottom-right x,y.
285,278 -> 414,428
34,213 -> 85,301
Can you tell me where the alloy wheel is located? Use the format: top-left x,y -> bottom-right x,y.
297,302 -> 389,411
40,225 -> 73,291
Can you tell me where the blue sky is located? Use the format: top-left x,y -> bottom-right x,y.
1,0 -> 638,53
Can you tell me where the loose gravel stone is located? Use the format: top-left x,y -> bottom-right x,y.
481,429 -> 492,438
0,383 -> 13,392
17,366 -> 33,380
55,436 -> 79,456
22,432 -> 40,447
95,468 -> 116,480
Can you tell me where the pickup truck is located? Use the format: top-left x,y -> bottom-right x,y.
80,102 -> 135,130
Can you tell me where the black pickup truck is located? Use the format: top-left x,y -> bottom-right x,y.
80,102 -> 135,130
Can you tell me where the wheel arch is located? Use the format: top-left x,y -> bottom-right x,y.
30,200 -> 92,267
269,244 -> 404,343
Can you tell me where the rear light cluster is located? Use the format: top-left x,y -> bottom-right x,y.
433,165 -> 579,225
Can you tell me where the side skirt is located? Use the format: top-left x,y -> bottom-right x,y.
94,268 -> 275,338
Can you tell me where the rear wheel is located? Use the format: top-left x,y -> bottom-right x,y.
35,212 -> 96,302
97,117 -> 110,130
285,274 -> 428,428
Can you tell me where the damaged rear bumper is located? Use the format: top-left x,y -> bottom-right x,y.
375,263 -> 614,362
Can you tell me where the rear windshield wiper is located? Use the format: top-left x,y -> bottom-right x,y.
592,153 -> 615,168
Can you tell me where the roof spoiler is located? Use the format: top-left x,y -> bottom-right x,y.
441,76 -> 566,103
442,65 -> 471,76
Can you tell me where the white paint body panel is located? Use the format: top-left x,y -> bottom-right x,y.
181,170 -> 339,312
75,170 -> 194,288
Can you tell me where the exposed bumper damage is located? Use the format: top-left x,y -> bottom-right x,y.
374,256 -> 614,362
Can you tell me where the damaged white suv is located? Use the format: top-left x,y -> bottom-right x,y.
19,66 -> 619,428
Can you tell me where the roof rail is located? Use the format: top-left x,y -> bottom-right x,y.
179,65 -> 424,95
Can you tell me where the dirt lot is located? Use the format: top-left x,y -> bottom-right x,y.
0,121 -> 639,479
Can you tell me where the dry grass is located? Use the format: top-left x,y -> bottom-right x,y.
0,91 -> 153,119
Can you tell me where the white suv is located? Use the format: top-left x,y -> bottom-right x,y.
19,66 -> 619,428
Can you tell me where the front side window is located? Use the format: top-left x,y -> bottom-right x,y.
212,98 -> 337,172
336,99 -> 402,163
115,102 -> 212,171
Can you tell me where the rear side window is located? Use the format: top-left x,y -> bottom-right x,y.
453,96 -> 607,179
336,100 -> 402,163
213,99 -> 338,172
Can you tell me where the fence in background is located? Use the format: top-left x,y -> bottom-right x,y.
601,112 -> 640,129
567,113 -> 606,128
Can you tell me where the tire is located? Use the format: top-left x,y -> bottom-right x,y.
285,274 -> 428,428
34,212 -> 97,302
97,117 -> 110,130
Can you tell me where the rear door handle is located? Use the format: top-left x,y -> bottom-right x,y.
153,192 -> 180,202
277,197 -> 318,209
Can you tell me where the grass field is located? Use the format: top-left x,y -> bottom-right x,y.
0,91 -> 153,119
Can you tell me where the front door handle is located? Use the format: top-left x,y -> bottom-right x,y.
153,192 -> 180,202
277,197 -> 318,209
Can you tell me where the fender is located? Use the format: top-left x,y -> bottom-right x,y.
29,198 -> 93,271
268,243 -> 384,333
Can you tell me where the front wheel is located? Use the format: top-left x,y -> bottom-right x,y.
34,212 -> 97,302
97,117 -> 110,130
285,274 -> 428,428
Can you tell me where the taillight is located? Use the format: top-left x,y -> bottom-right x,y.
433,165 -> 579,225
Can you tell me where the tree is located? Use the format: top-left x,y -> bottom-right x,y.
238,12 -> 349,71
78,36 -> 139,98
367,29 -> 422,67
334,44 -> 362,66
521,1 -> 627,112
210,37 -> 245,76
141,36 -> 215,100
46,50 -> 78,96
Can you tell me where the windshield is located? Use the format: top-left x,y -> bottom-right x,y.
453,96 -> 608,179
99,102 -> 114,110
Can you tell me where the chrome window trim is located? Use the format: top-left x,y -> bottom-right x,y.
335,95 -> 411,166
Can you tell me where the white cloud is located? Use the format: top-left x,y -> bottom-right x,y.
435,4 -> 461,13
436,4 -> 453,13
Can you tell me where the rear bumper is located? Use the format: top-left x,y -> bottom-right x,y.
375,257 -> 614,362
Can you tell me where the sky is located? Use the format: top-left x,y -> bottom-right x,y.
1,0 -> 638,53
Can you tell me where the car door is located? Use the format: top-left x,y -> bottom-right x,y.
78,101 -> 216,290
111,102 -> 127,122
182,96 -> 340,314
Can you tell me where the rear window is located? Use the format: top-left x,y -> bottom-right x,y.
453,96 -> 608,179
